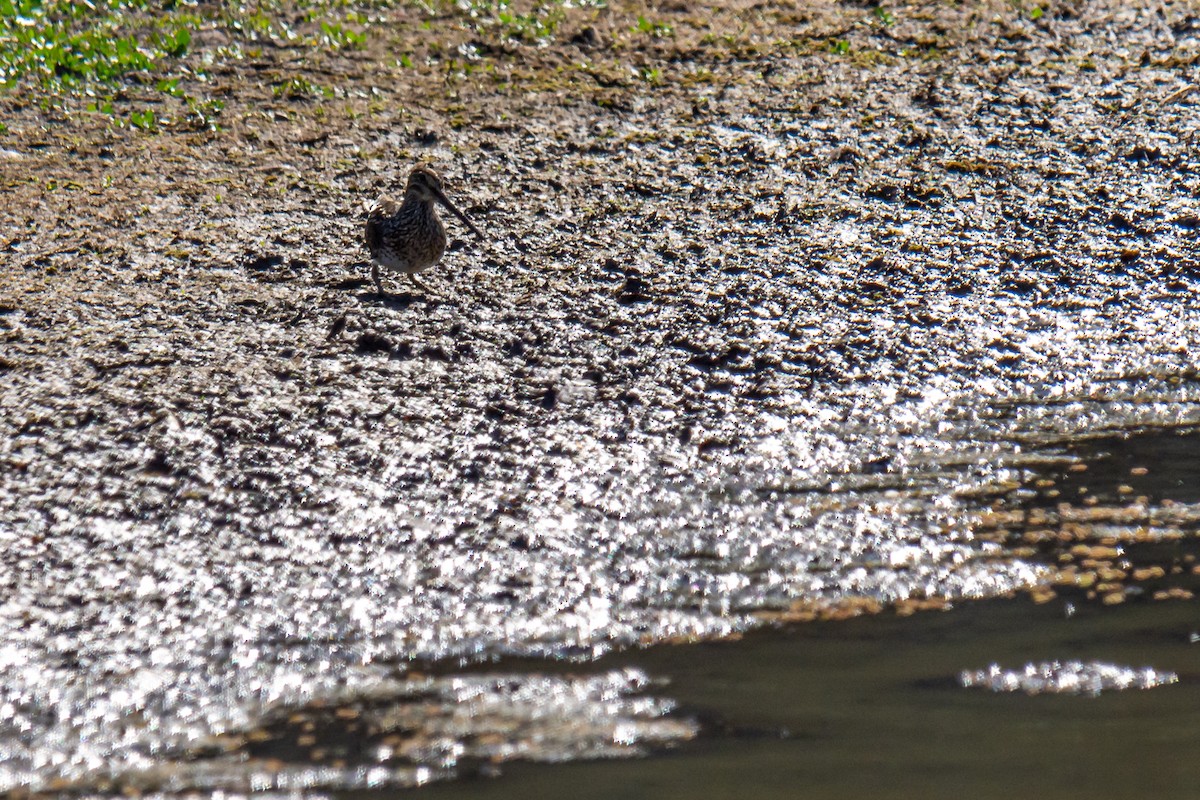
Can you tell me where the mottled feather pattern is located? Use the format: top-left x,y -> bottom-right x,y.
365,196 -> 446,274
363,165 -> 480,295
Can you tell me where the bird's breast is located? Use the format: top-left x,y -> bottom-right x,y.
365,200 -> 448,273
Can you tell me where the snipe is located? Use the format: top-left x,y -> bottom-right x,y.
364,164 -> 483,296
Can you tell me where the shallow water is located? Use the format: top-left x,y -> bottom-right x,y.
420,587 -> 1200,800
5,426 -> 1200,796
416,429 -> 1200,799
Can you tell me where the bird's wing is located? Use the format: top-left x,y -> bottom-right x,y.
364,198 -> 400,253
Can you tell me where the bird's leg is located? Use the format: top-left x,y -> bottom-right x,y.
408,273 -> 436,297
371,261 -> 387,298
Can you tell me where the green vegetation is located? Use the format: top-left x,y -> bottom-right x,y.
497,4 -> 565,42
274,74 -> 332,99
634,15 -> 671,38
0,1 -> 198,91
128,107 -> 157,130
0,0 -> 628,128
413,0 -> 614,44
828,38 -> 850,55
318,19 -> 365,47
0,0 -> 370,130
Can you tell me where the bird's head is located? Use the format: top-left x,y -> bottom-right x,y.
405,164 -> 445,202
405,164 -> 483,239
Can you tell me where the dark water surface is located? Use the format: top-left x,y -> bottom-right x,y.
418,590 -> 1200,800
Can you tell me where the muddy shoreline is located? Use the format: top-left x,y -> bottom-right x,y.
2,0 -> 1199,793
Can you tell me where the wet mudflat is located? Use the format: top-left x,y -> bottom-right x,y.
1,0 -> 1199,794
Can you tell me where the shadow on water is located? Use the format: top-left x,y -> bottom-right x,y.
410,428 -> 1200,800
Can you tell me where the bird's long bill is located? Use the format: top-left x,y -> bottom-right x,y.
432,186 -> 484,239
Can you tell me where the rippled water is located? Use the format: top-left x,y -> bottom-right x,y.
5,424 -> 1198,795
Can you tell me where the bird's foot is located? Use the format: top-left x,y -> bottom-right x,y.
409,273 -> 441,298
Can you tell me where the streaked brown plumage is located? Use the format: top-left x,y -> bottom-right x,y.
364,165 -> 482,296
